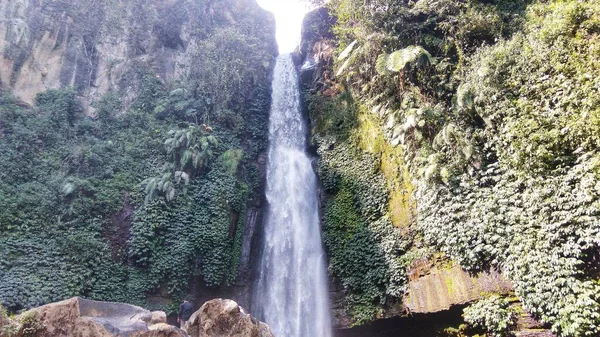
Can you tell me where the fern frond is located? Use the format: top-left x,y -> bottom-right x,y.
386,46 -> 434,72
181,149 -> 193,167
376,53 -> 389,75
174,171 -> 190,185
338,40 -> 358,60
169,88 -> 185,97
336,46 -> 361,77
166,186 -> 175,201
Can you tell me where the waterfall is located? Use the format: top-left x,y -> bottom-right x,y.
254,54 -> 333,337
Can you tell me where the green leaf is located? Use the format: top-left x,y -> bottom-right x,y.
339,40 -> 358,60
384,46 -> 434,72
375,53 -> 389,75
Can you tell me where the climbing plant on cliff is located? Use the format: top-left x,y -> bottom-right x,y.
0,0 -> 274,314
463,295 -> 517,337
308,0 -> 600,334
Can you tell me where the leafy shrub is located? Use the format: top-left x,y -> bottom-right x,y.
463,296 -> 516,337
314,128 -> 409,324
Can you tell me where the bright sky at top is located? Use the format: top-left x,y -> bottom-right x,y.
256,0 -> 311,53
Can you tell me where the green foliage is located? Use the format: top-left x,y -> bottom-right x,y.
165,125 -> 218,175
306,91 -> 358,139
92,93 -> 122,123
417,3 -> 600,334
36,88 -> 82,128
189,26 -> 273,117
0,305 -> 21,337
142,168 -> 180,203
0,0 -> 273,313
376,46 -> 434,75
220,149 -> 244,175
463,296 -> 517,337
419,159 -> 600,336
315,132 -> 409,324
313,0 -> 600,334
131,164 -> 250,293
142,123 -> 219,205
324,183 -> 386,322
153,88 -> 211,124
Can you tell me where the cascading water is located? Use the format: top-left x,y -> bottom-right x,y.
254,54 -> 332,337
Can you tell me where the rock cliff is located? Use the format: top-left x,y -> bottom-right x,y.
0,0 -> 276,317
0,0 -> 276,111
299,5 -> 559,337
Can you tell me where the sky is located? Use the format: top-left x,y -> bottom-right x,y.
255,0 -> 311,53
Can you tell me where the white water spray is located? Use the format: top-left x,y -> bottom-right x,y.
254,54 -> 333,337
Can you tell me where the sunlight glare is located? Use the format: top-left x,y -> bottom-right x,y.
256,0 -> 310,53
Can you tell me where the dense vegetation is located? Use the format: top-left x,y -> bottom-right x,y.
0,0 -> 274,315
306,0 -> 600,335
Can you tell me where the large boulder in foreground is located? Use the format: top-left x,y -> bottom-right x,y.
186,299 -> 273,337
3,297 -> 183,337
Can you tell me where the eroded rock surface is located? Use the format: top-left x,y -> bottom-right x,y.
403,264 -> 513,313
186,299 -> 273,337
10,297 -> 184,337
0,0 -> 276,112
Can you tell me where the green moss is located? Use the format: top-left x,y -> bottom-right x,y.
355,110 -> 386,154
444,275 -> 456,298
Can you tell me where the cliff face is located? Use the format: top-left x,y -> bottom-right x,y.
300,2 -> 598,336
0,0 -> 276,316
0,0 -> 276,111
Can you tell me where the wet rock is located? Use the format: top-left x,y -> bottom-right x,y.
12,297 -> 184,337
148,323 -> 186,337
297,7 -> 336,92
186,299 -> 273,337
299,7 -> 335,61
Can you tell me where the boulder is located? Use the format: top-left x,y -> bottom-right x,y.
186,299 -> 273,337
150,311 -> 167,325
148,323 -> 186,337
11,297 -> 184,337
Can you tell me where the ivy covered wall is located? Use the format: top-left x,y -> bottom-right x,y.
0,0 -> 276,316
302,0 -> 600,335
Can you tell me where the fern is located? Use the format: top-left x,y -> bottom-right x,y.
375,53 -> 389,75
336,41 -> 361,77
164,125 -> 218,174
457,84 -> 474,110
338,40 -> 358,60
422,34 -> 446,51
377,46 -> 434,73
336,48 -> 361,77
220,149 -> 244,175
